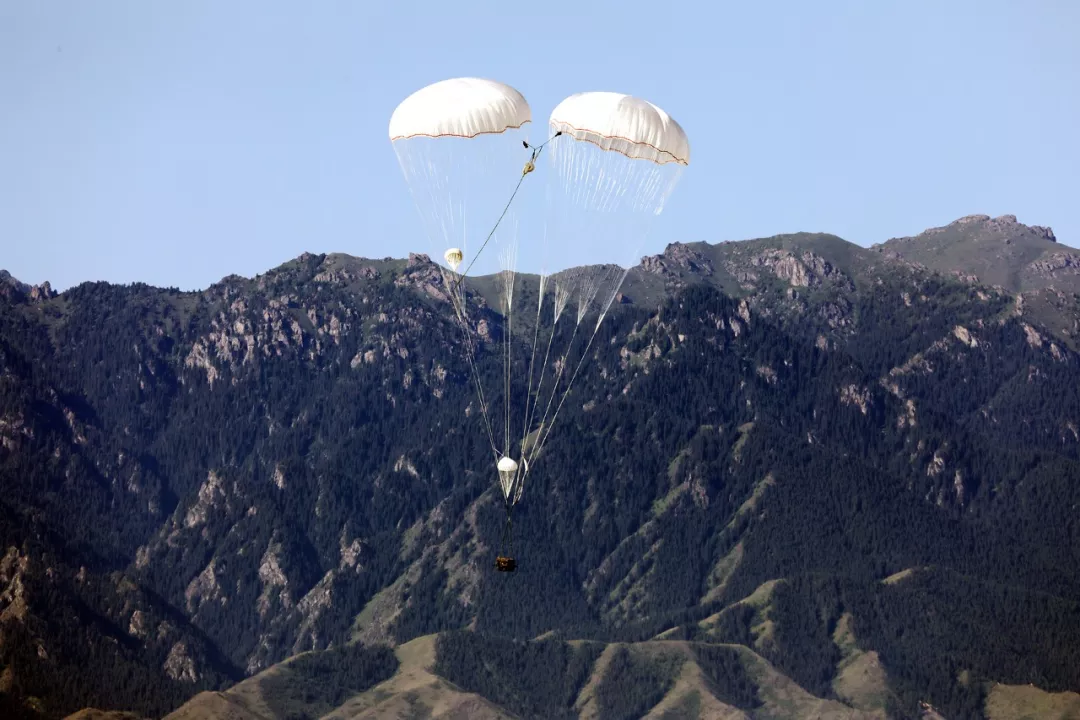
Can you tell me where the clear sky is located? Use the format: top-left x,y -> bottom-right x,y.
2,0 -> 1077,291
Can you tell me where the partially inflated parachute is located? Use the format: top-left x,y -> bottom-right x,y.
389,80 -> 690,571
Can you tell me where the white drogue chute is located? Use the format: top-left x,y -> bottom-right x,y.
497,456 -> 520,502
443,247 -> 464,272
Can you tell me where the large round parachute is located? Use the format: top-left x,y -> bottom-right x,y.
548,91 -> 690,165
389,77 -> 531,281
389,76 -> 532,477
389,77 -> 531,142
519,92 -> 689,473
389,80 -> 689,569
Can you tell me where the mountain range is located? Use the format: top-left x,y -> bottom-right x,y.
2,213 -> 1080,719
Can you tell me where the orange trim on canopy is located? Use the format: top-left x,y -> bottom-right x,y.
548,119 -> 689,165
390,120 -> 531,143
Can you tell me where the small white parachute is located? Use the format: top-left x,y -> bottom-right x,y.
443,247 -> 463,273
496,456 -> 520,503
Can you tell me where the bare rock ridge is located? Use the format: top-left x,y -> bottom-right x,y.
634,213 -> 1072,305
0,270 -> 56,302
640,242 -> 716,277
885,213 -> 1056,244
873,213 -> 1078,294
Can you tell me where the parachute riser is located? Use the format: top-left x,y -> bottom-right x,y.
449,131 -> 563,288
495,456 -> 528,572
521,130 -> 562,175
495,495 -> 517,573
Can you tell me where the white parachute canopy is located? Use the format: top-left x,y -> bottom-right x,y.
509,92 -> 690,478
389,77 -> 536,499
389,77 -> 532,280
548,91 -> 690,166
543,92 -> 689,288
389,77 -> 531,141
537,91 -> 689,354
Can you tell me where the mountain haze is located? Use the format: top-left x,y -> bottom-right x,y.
2,215 -> 1080,719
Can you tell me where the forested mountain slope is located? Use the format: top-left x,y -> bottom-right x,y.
2,215 -> 1079,719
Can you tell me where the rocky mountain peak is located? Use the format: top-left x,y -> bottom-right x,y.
397,252 -> 451,301
873,213 -> 1072,296
407,252 -> 433,268
891,213 -> 1057,245
0,270 -> 57,303
640,242 -> 715,278
962,213 -> 1056,242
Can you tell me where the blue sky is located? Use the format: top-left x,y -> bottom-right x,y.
2,0 -> 1077,291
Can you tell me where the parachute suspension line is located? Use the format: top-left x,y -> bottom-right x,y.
504,288 -> 511,455
500,501 -> 514,563
447,277 -> 498,461
517,184 -> 554,467
499,242 -> 518,457
525,285 -> 565,454
393,142 -> 470,260
531,314 -> 606,469
541,160 -> 674,463
464,324 -> 500,461
391,129 -> 509,464
453,131 -> 563,285
529,297 -> 592,474
524,121 -> 620,474
550,138 -> 612,325
522,123 -> 683,475
455,168 -> 525,285
517,141 -> 588,470
442,267 -> 500,460
525,309 -> 584,471
518,273 -> 547,467
534,167 -> 685,470
508,280 -> 513,458
576,276 -> 604,327
533,211 -> 663,469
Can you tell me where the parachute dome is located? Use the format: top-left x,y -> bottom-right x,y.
549,91 -> 690,166
497,457 -> 519,503
388,77 -> 531,141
